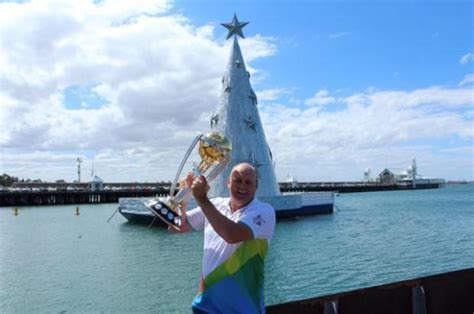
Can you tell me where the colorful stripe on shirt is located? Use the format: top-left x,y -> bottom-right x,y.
192,239 -> 269,313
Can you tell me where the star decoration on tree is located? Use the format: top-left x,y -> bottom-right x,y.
244,115 -> 257,132
210,113 -> 219,128
221,14 -> 249,40
249,89 -> 257,105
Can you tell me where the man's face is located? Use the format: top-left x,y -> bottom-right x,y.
227,165 -> 258,209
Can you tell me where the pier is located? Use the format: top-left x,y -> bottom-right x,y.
279,180 -> 443,193
0,180 -> 445,207
0,189 -> 169,207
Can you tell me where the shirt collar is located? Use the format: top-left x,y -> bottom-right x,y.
228,197 -> 258,214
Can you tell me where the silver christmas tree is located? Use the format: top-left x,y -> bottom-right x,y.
210,14 -> 280,198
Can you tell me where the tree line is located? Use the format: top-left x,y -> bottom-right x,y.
0,174 -> 19,187
0,174 -> 45,187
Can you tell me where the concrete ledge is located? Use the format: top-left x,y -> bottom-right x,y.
267,268 -> 474,314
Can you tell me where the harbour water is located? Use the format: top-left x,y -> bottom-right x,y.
1,185 -> 473,313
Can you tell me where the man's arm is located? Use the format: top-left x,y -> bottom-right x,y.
191,176 -> 253,244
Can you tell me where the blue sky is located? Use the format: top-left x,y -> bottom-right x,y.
176,1 -> 473,91
0,0 -> 472,182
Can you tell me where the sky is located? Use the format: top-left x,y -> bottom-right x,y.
0,0 -> 473,183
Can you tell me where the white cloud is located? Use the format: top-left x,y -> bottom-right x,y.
261,85 -> 474,181
459,74 -> 474,86
1,1 -> 473,183
460,52 -> 474,65
239,35 -> 277,62
329,32 -> 351,39
346,87 -> 474,109
0,0 -> 276,182
239,35 -> 277,82
305,90 -> 336,106
256,88 -> 290,102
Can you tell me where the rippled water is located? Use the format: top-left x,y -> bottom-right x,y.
1,185 -> 473,312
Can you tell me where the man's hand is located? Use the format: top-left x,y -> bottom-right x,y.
181,172 -> 195,190
168,173 -> 196,234
190,175 -> 253,244
191,175 -> 210,203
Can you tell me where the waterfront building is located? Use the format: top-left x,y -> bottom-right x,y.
90,176 -> 104,191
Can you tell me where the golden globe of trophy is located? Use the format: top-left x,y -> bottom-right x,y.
145,132 -> 232,230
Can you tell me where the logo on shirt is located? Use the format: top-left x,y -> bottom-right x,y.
253,214 -> 265,226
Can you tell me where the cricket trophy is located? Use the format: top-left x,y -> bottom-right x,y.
145,131 -> 231,230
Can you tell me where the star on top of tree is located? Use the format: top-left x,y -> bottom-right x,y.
221,14 -> 249,40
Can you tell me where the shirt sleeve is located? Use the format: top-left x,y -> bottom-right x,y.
185,198 -> 225,231
186,207 -> 205,231
239,202 -> 276,241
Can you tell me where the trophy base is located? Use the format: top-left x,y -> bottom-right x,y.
145,198 -> 182,230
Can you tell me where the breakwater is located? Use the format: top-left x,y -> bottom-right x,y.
0,181 -> 444,207
267,268 -> 474,314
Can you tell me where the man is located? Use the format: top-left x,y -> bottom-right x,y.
176,162 -> 276,313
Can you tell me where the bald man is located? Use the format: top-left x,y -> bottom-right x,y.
177,162 -> 276,313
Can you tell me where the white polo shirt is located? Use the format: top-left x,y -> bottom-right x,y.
187,197 -> 276,313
